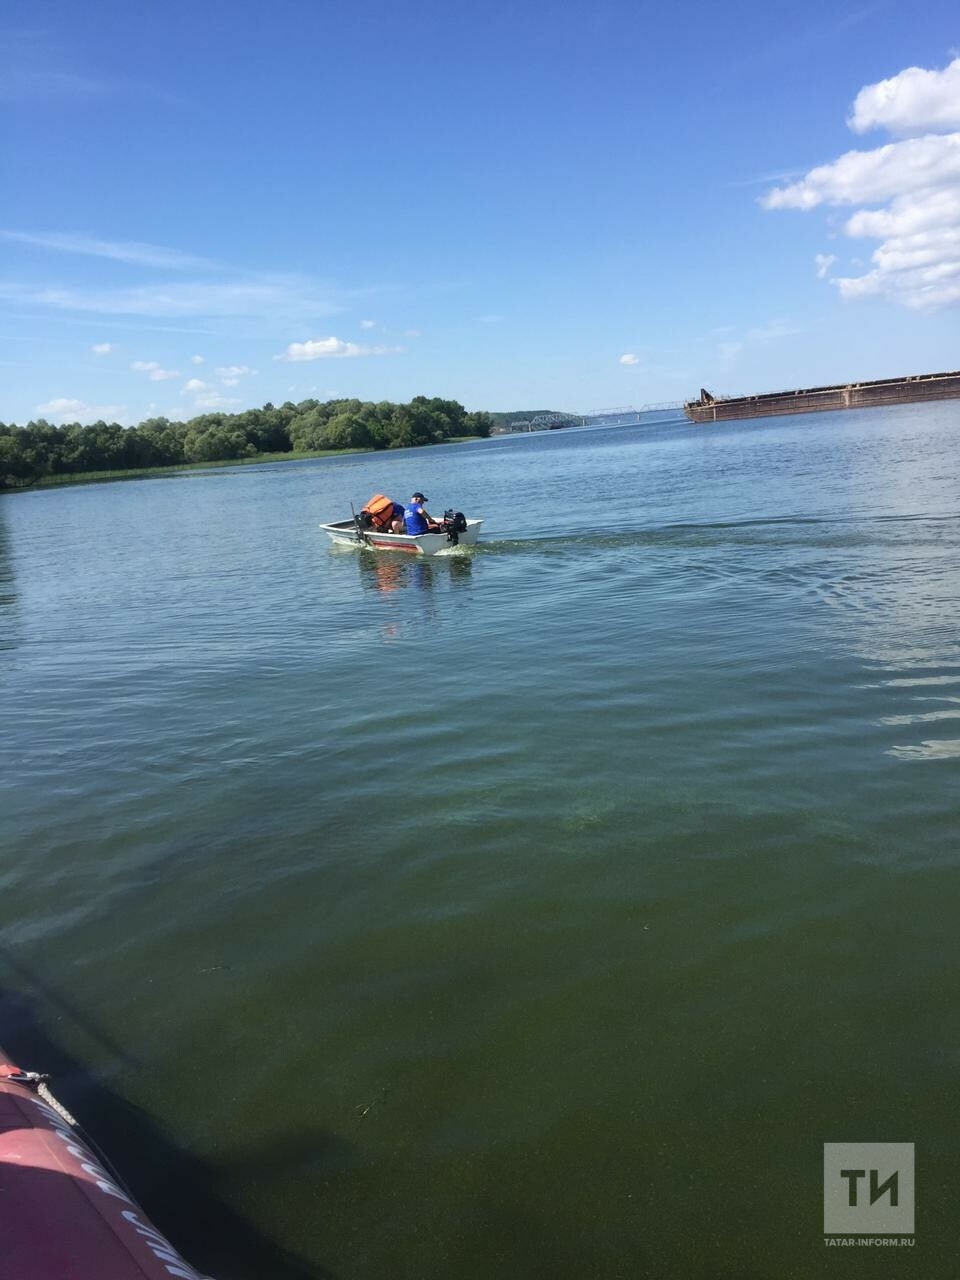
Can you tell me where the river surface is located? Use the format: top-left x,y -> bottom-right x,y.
1,404 -> 958,1278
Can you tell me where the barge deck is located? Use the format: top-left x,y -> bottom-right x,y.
684,370 -> 960,423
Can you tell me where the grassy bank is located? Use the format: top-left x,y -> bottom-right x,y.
11,436 -> 487,492
23,448 -> 367,490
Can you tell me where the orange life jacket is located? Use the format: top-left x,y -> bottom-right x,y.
362,494 -> 397,530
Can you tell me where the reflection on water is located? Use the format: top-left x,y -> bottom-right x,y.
0,503 -> 18,650
886,738 -> 960,761
357,550 -> 473,594
828,526 -> 960,762
353,550 -> 475,643
360,553 -> 433,595
446,554 -> 473,585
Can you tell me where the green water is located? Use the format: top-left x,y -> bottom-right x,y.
1,405 -> 958,1277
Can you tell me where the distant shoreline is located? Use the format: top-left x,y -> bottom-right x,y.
2,436 -> 485,493
0,396 -> 494,493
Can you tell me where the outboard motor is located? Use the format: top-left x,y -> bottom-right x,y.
442,509 -> 468,545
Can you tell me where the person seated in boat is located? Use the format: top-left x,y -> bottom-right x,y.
403,492 -> 442,535
361,494 -> 406,532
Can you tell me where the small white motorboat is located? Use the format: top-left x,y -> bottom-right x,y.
320,513 -> 483,556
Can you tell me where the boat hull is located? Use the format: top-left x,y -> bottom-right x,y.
320,518 -> 482,555
684,368 -> 960,423
0,1044 -> 208,1279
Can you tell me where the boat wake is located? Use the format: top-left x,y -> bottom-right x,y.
475,511 -> 960,557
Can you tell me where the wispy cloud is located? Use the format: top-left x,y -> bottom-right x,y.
718,341 -> 744,362
0,229 -> 219,271
726,170 -> 806,189
815,253 -> 837,279
0,227 -> 390,341
0,29 -> 101,102
710,319 -> 799,364
360,319 -> 376,329
0,279 -> 342,320
91,341 -> 113,355
0,69 -> 107,103
746,320 -> 802,340
0,32 -> 188,107
715,3 -> 888,82
619,353 -> 640,366
275,336 -> 398,361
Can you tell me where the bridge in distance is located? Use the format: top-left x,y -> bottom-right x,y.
577,402 -> 686,425
505,403 -> 686,431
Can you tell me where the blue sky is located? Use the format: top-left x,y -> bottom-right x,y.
2,0 -> 959,425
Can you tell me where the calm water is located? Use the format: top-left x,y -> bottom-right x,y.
1,404 -> 959,1278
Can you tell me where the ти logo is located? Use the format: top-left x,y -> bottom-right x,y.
823,1144 -> 914,1235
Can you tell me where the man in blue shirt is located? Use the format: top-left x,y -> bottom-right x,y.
403,492 -> 441,535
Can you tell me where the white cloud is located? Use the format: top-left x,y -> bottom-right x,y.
844,186 -> 960,238
91,342 -> 113,355
815,253 -> 836,278
833,234 -> 960,308
762,58 -> 960,309
849,57 -> 960,136
35,397 -> 127,424
275,336 -> 394,361
182,378 -> 208,393
214,365 -> 254,378
131,360 -> 180,381
191,392 -> 241,410
760,134 -> 960,211
191,354 -> 205,364
403,328 -> 422,339
0,229 -> 218,270
619,353 -> 640,366
360,319 -> 376,329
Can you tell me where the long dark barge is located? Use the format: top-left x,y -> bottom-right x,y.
684,369 -> 960,423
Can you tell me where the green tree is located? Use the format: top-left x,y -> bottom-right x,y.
0,433 -> 35,485
465,410 -> 493,437
183,426 -> 255,462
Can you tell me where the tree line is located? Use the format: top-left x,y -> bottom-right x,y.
0,397 -> 494,488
